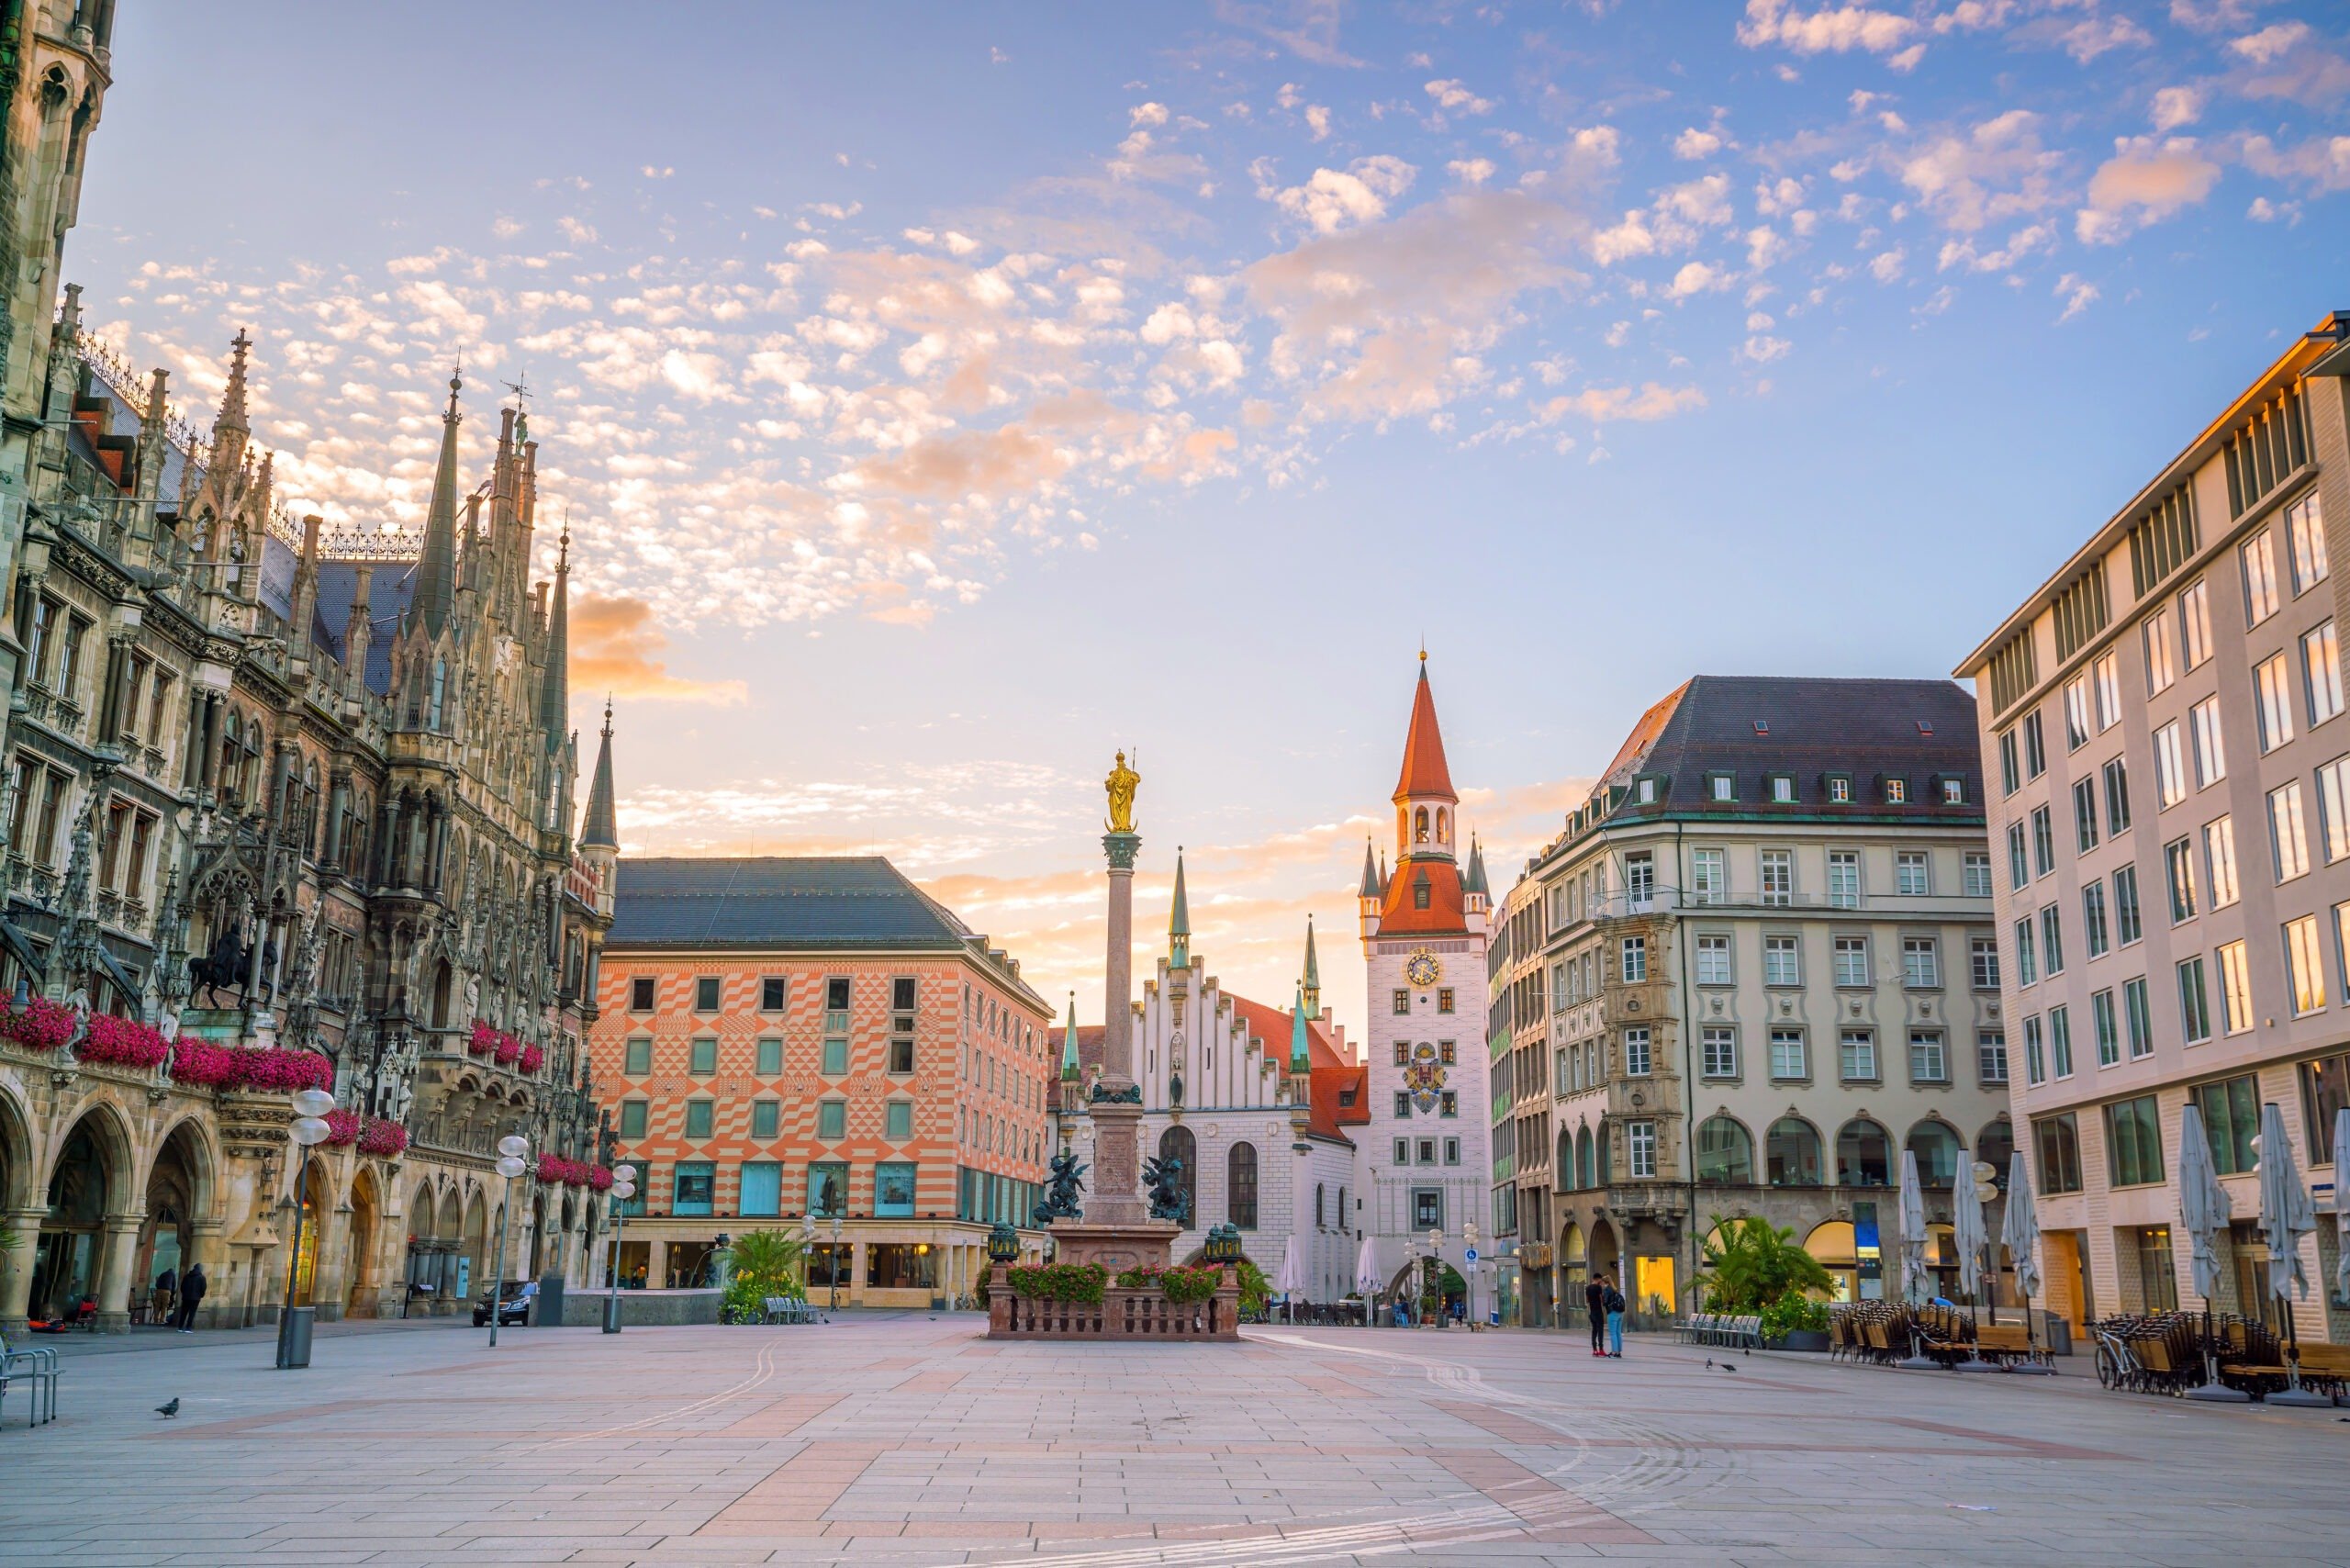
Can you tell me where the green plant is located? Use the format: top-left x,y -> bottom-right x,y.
1758,1293 -> 1830,1340
1236,1260 -> 1270,1316
1116,1264 -> 1222,1303
720,1229 -> 806,1323
1699,1216 -> 1833,1312
1008,1262 -> 1108,1304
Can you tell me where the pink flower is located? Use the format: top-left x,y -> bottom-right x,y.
322,1108 -> 362,1147
518,1044 -> 544,1074
356,1118 -> 408,1157
468,1021 -> 497,1058
0,998 -> 79,1053
493,1033 -> 520,1066
588,1165 -> 614,1192
79,1014 -> 170,1070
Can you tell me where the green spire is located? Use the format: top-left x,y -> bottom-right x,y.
413,368 -> 464,640
1302,915 -> 1321,1016
1289,981 -> 1311,1074
1169,846 -> 1191,968
1059,992 -> 1080,1081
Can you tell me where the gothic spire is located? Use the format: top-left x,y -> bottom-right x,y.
412,367 -> 464,640
1169,846 -> 1190,967
1393,652 -> 1458,804
1302,915 -> 1321,1015
1288,981 -> 1311,1074
539,519 -> 570,752
1465,834 -> 1489,897
218,328 -> 251,434
578,697 -> 619,850
1059,992 -> 1080,1081
1359,836 -> 1382,898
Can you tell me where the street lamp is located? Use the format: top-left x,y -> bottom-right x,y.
602,1163 -> 638,1335
1426,1226 -> 1442,1328
487,1134 -> 529,1348
822,1174 -> 845,1312
275,1087 -> 336,1370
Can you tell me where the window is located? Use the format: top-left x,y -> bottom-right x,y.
623,1036 -> 652,1076
630,976 -> 655,1012
2243,532 -> 2281,626
817,1100 -> 846,1140
1886,777 -> 1908,804
1701,1025 -> 1738,1079
1440,1090 -> 1459,1118
1827,850 -> 1860,908
2123,976 -> 2153,1058
1999,730 -> 2020,794
2065,676 -> 2092,749
1908,1029 -> 1948,1084
1392,989 -> 1410,1014
2033,1113 -> 2084,1194
2288,490 -> 2329,592
2285,913 -> 2327,1014
2177,955 -> 2212,1044
1393,1041 -> 1410,1067
822,978 -> 851,1073
672,1163 -> 715,1217
1759,849 -> 1792,907
2181,578 -> 2215,666
682,1097 -> 714,1139
2049,1005 -> 2075,1078
889,978 -> 917,1073
2165,836 -> 2199,923
1393,1138 -> 1410,1166
2114,865 -> 2143,945
2094,649 -> 2122,730
2306,621 -> 2344,726
2082,882 -> 2110,958
1942,777 -> 1964,805
1696,1115 -> 1754,1183
2008,823 -> 2030,890
2146,610 -> 2178,695
1417,1138 -> 1436,1165
1710,774 -> 1735,802
2031,805 -> 2055,876
886,1100 -> 914,1140
1829,773 -> 1854,803
619,1099 -> 647,1138
689,1036 -> 718,1076
1688,846 -> 1727,904
1394,1091 -> 1412,1118
1840,1027 -> 1877,1082
1834,935 -> 1871,988
2221,935 -> 2256,1032
2204,816 -> 2240,908
1443,1137 -> 1460,1165
1229,1143 -> 1259,1228
2071,778 -> 2098,853
1438,988 -> 1455,1014
1763,935 -> 1800,986
1622,1026 -> 1651,1076
2023,1016 -> 2046,1085
1971,935 -> 2000,989
2024,711 -> 2046,778
695,975 -> 722,1013
759,976 -> 787,1012
875,1162 -> 916,1217
2092,989 -> 2121,1068
752,1099 -> 780,1139
2193,1074 -> 2261,1175
1836,1118 -> 1892,1185
740,1163 -> 781,1217
2190,700 -> 2228,790
1963,851 -> 1992,899
2255,652 -> 2297,753
2154,721 -> 2187,808
1627,1121 -> 1657,1180
1895,851 -> 1930,895
2105,1095 -> 2165,1187
2039,906 -> 2065,976
1978,1028 -> 2008,1085
1902,936 -> 1941,989
2103,756 -> 2132,834
1695,935 -> 1732,985
1627,852 -> 1654,910
1620,936 -> 1648,983
2014,917 -> 2037,986
2308,1053 -> 2350,1165
1769,1026 -> 1807,1081
809,1162 -> 847,1215
748,1036 -> 781,1076
1772,775 -> 1795,803
2271,778 -> 2311,881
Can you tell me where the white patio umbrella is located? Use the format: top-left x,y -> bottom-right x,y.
1949,1165 -> 1995,1372
2255,1100 -> 2329,1406
2000,1151 -> 2056,1374
1354,1233 -> 1382,1297
2333,1108 -> 2350,1308
1894,1149 -> 1939,1369
2177,1103 -> 2248,1403
1276,1234 -> 1307,1322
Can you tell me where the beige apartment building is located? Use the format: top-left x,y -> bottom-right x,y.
1957,311 -> 2350,1344
1499,676 -> 2009,1325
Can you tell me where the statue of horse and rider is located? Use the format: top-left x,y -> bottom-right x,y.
185,922 -> 275,1006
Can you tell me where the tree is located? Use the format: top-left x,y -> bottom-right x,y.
1699,1215 -> 1832,1311
720,1229 -> 807,1321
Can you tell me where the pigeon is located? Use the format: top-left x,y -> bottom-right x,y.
155,1398 -> 180,1418
1706,1359 -> 1737,1372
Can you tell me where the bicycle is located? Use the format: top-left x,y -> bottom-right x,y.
2090,1320 -> 2143,1391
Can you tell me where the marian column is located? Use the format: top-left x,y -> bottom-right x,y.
1089,750 -> 1148,1227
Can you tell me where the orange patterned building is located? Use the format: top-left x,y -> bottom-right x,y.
589,857 -> 1054,1307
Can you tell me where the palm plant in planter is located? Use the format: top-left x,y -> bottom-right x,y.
1699,1215 -> 1835,1349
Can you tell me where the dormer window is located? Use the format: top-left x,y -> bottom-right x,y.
1941,777 -> 1965,805
1826,773 -> 1852,803
1708,774 -> 1735,803
1770,775 -> 1795,804
1886,777 -> 1908,804
1413,871 -> 1431,909
1636,778 -> 1658,804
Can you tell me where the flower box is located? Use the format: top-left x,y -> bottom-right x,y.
0,998 -> 77,1053
79,1014 -> 170,1070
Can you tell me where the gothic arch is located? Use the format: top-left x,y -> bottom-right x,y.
140,1114 -> 220,1226
0,1081 -> 35,1213
45,1096 -> 138,1216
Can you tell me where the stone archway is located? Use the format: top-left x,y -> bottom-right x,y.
138,1119 -> 214,1326
1588,1217 -> 1621,1297
345,1167 -> 382,1318
0,1083 -> 40,1329
462,1187 -> 488,1300
35,1103 -> 136,1327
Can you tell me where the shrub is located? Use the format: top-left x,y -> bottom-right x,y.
1113,1264 -> 1224,1303
1699,1215 -> 1834,1312
721,1229 -> 808,1323
1236,1260 -> 1270,1316
1008,1262 -> 1108,1304
1759,1294 -> 1830,1340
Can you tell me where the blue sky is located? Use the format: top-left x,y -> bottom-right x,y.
72,1 -> 2350,1036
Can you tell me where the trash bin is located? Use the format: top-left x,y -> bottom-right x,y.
535,1271 -> 565,1328
602,1292 -> 624,1334
276,1305 -> 314,1369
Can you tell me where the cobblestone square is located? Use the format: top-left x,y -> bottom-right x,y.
7,1316 -> 2347,1566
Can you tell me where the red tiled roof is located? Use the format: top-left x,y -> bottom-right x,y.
1392,665 -> 1457,801
1068,996 -> 1360,1144
1378,857 -> 1467,935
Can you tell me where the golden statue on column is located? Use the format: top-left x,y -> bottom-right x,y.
1104,749 -> 1139,834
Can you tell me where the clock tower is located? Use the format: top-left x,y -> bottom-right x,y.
1356,655 -> 1492,1299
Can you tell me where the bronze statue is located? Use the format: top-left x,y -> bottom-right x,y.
1032,1149 -> 1088,1226
1143,1151 -> 1190,1226
1104,749 -> 1139,834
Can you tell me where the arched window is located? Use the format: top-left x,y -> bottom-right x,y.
1576,1125 -> 1594,1189
1315,1182 -> 1326,1228
1905,1120 -> 1960,1189
218,711 -> 241,801
1336,1185 -> 1347,1231
1594,1123 -> 1611,1185
1435,807 -> 1449,844
1557,1127 -> 1574,1191
1836,1118 -> 1891,1186
1157,1125 -> 1197,1226
1415,806 -> 1429,843
1227,1141 -> 1258,1229
1766,1117 -> 1824,1186
1695,1114 -> 1753,1184
1976,1117 -> 2016,1191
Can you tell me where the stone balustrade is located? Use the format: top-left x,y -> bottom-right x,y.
986,1266 -> 1240,1341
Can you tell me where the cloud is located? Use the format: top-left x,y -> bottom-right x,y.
1532,383 -> 1707,423
1868,246 -> 1904,282
1269,155 -> 1418,234
1424,79 -> 1496,116
2054,272 -> 2098,320
2076,137 -> 2222,242
1736,0 -> 1920,60
1897,110 -> 2061,231
1448,158 -> 1497,186
570,594 -> 749,703
2150,85 -> 2205,132
2241,133 -> 2350,193
1212,0 -> 1366,67
2229,21 -> 2308,65
1673,128 -> 1725,161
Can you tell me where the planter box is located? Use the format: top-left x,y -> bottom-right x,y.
1768,1329 -> 1830,1352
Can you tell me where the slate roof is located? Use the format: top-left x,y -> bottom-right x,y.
607,857 -> 977,952
312,559 -> 417,696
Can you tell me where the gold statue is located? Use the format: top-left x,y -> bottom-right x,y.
1104,749 -> 1140,834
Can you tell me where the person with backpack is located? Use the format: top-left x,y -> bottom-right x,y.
173,1262 -> 207,1332
1603,1276 -> 1626,1357
1584,1274 -> 1607,1357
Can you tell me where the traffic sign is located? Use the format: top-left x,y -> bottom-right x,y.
1464,1248 -> 1478,1263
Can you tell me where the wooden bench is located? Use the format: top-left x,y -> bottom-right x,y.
1973,1323 -> 2033,1361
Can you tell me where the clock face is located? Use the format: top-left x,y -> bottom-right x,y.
1404,950 -> 1440,988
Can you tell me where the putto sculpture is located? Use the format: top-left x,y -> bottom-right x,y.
1143,1151 -> 1190,1226
1032,1149 -> 1088,1225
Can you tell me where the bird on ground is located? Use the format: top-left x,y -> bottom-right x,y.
154,1398 -> 180,1418
1705,1359 -> 1738,1372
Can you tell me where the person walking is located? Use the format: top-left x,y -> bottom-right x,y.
1603,1277 -> 1626,1358
173,1262 -> 207,1332
151,1265 -> 176,1327
1584,1274 -> 1607,1357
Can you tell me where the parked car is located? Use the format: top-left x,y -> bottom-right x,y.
473,1280 -> 532,1327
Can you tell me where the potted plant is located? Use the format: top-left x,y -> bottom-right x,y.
1699,1215 -> 1836,1350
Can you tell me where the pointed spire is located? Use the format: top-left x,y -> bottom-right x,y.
412,367 -> 464,639
1359,836 -> 1382,898
1169,846 -> 1190,967
1059,992 -> 1080,1081
1288,981 -> 1311,1074
1465,834 -> 1489,897
539,517 -> 570,753
1393,654 -> 1458,803
1302,916 -> 1321,1015
218,328 -> 251,434
579,697 -> 619,850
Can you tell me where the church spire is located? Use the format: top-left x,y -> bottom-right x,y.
1169,846 -> 1190,968
539,519 -> 570,752
1359,836 -> 1382,898
1393,654 -> 1460,860
210,327 -> 252,474
412,367 -> 464,639
1302,915 -> 1321,1016
1288,981 -> 1311,1074
579,697 -> 619,850
1059,992 -> 1080,1082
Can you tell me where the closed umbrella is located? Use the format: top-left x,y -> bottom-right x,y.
2333,1108 -> 2350,1309
2177,1104 -> 2247,1403
2255,1101 -> 2329,1406
1355,1234 -> 1382,1327
2000,1151 -> 2055,1374
1276,1234 -> 1306,1324
1950,1166 -> 1994,1372
1894,1149 -> 1938,1369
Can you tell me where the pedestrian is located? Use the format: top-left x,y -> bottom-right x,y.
1604,1277 -> 1626,1358
1584,1274 -> 1607,1357
151,1265 -> 176,1327
173,1261 -> 207,1332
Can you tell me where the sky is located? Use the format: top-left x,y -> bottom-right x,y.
66,0 -> 2350,1043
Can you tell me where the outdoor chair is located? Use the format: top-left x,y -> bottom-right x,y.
0,1335 -> 59,1428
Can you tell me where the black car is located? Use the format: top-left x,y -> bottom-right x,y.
472,1280 -> 532,1327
